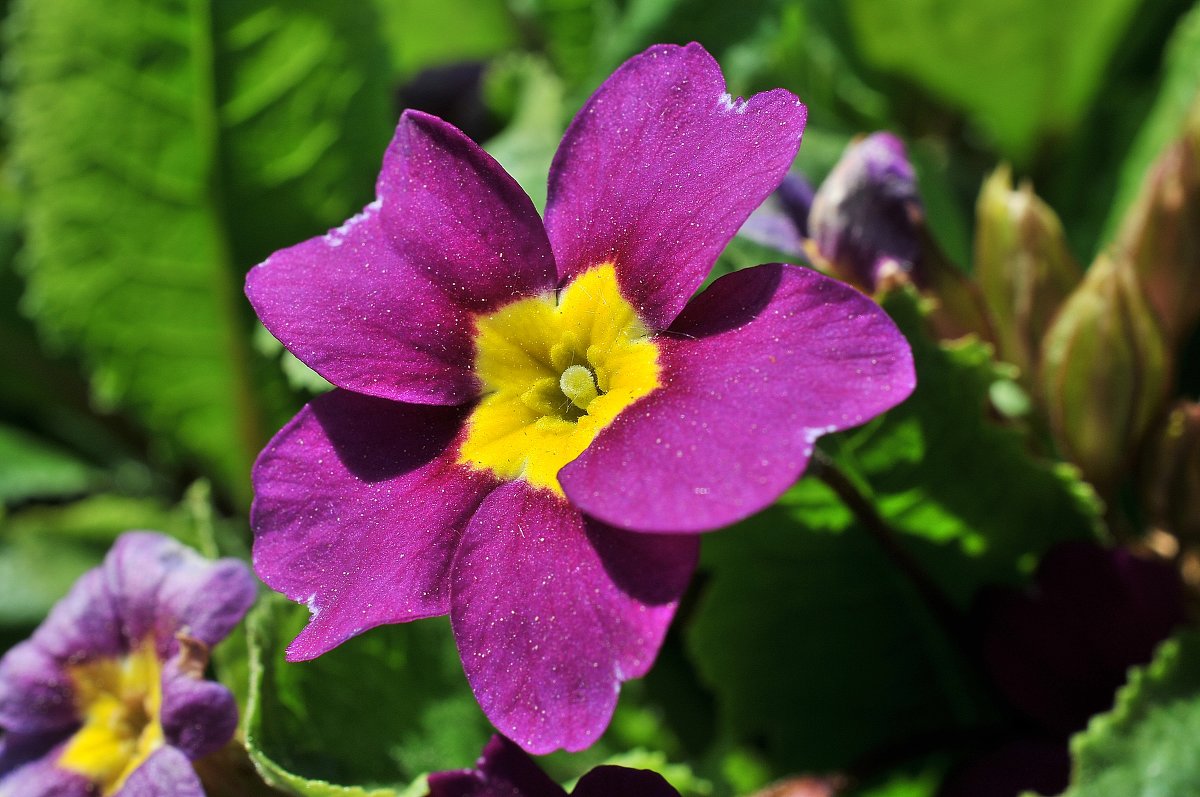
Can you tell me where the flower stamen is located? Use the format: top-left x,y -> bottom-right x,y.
560,364 -> 600,411
458,263 -> 661,494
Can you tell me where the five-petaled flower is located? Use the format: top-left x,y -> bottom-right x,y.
247,42 -> 916,753
0,532 -> 256,797
427,734 -> 681,797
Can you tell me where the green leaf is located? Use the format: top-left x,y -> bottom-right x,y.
846,0 -> 1140,162
517,0 -> 685,98
1102,3 -> 1200,242
482,55 -> 567,213
0,494 -> 196,629
688,478 -> 987,772
371,0 -> 518,79
244,597 -> 493,796
6,0 -> 395,506
573,750 -> 711,796
824,290 -> 1102,606
710,234 -> 806,288
0,423 -> 97,505
1055,631 -> 1200,797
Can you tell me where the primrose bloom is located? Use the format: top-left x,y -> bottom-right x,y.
0,533 -> 256,797
428,734 -> 681,797
248,43 -> 915,753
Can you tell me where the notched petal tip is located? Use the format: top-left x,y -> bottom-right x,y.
545,41 -> 807,330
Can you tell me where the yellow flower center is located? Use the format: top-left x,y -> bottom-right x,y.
458,263 -> 661,495
58,641 -> 165,796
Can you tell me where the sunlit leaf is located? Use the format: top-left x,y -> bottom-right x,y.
847,0 -> 1140,161
244,597 -> 492,796
7,0 -> 394,506
1054,631 -> 1200,796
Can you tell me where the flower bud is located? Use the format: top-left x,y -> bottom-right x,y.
1039,254 -> 1169,492
1142,401 -> 1200,543
975,165 -> 1082,384
808,132 -> 922,292
1115,98 -> 1200,348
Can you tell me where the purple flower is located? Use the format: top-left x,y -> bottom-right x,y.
738,172 -> 815,256
0,532 -> 256,797
247,43 -> 916,753
427,735 -> 681,797
808,132 -> 923,291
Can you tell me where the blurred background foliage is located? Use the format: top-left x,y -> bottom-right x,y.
2,1 -> 1200,796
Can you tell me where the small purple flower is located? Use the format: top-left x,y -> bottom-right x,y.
427,734 -> 681,797
0,532 -> 256,797
247,43 -> 915,753
739,172 -> 815,256
808,132 -> 923,291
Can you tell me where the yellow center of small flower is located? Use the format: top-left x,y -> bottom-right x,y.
58,640 -> 165,796
458,263 -> 661,494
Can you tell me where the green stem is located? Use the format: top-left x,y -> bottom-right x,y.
810,449 -> 974,645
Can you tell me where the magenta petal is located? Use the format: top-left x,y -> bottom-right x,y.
427,735 -> 565,797
118,746 -> 204,797
545,43 -> 806,329
252,390 -> 496,661
159,663 -> 238,760
246,200 -> 478,405
103,533 -> 255,659
0,750 -> 92,797
450,482 -> 697,754
0,731 -> 65,779
561,264 -> 915,532
0,643 -> 74,734
377,111 -> 557,311
30,567 -> 121,661
572,766 -> 681,797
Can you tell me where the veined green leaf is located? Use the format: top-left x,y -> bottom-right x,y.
244,597 -> 492,796
1053,631 -> 1200,796
6,0 -> 394,507
371,0 -> 518,80
825,290 -> 1102,606
688,477 -> 989,772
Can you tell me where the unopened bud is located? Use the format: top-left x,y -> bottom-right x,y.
1142,401 -> 1200,543
1040,254 -> 1169,492
975,165 -> 1082,384
1115,98 -> 1200,347
808,132 -> 922,292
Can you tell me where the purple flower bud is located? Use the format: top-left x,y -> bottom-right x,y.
809,132 -> 923,291
738,172 -> 815,257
